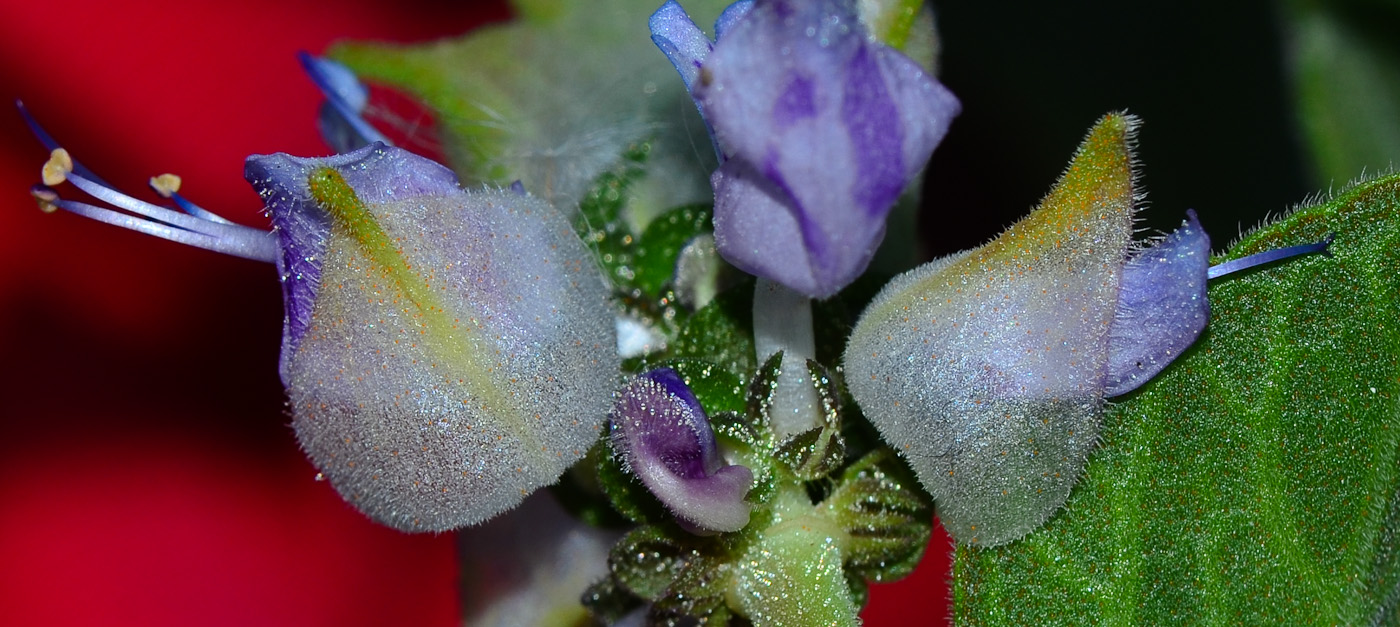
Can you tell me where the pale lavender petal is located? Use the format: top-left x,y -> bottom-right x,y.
695,0 -> 959,298
458,492 -> 620,627
1104,211 -> 1211,396
711,160 -> 827,295
245,143 -> 619,531
244,142 -> 461,383
713,0 -> 754,39
649,0 -> 713,93
611,367 -> 753,533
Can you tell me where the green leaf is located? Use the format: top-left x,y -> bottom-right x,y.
327,0 -> 731,226
631,204 -> 714,299
1283,0 -> 1400,186
572,142 -> 650,294
669,279 -> 757,379
663,357 -> 747,414
955,174 -> 1400,624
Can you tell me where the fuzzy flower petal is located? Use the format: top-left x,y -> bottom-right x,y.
1104,210 -> 1211,395
693,0 -> 959,298
611,367 -> 753,533
844,114 -> 1139,547
649,0 -> 714,94
245,142 -> 619,532
712,0 -> 754,38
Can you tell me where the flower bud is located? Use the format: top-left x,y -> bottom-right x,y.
610,368 -> 753,533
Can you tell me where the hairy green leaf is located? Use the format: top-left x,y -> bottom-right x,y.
955,174 -> 1400,624
572,142 -> 650,294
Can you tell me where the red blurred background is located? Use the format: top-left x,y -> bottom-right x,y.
0,1 -> 949,625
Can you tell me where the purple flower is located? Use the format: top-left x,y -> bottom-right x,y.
28,102 -> 621,532
651,0 -> 960,298
611,368 -> 754,533
843,114 -> 1208,546
248,144 -> 619,532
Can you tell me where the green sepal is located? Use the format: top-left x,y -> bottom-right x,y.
649,552 -> 735,626
774,359 -> 847,481
731,515 -> 861,627
955,173 -> 1400,625
823,449 -> 933,583
608,525 -> 693,602
744,351 -> 783,434
708,409 -> 778,509
595,433 -> 670,526
580,575 -> 642,625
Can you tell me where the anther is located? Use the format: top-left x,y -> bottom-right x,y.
30,185 -> 58,213
149,173 -> 182,198
42,148 -> 72,186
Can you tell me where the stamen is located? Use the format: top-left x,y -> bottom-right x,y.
1207,234 -> 1335,280
21,103 -> 280,264
54,167 -> 277,261
42,148 -> 72,186
149,174 -> 234,225
21,100 -> 236,223
30,185 -> 59,213
17,99 -> 112,186
297,52 -> 392,149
